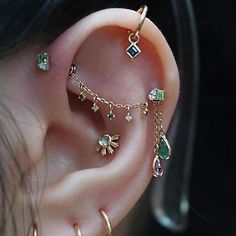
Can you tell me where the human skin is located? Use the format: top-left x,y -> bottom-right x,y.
0,8 -> 179,236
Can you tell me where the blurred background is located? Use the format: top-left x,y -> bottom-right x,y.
113,0 -> 236,235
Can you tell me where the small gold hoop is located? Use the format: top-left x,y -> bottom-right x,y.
32,224 -> 38,236
134,5 -> 148,37
99,209 -> 112,236
73,224 -> 82,236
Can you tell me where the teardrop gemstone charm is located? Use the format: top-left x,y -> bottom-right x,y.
158,136 -> 171,160
152,157 -> 163,177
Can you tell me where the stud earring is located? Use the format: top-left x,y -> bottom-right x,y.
37,52 -> 50,71
126,5 -> 148,59
148,88 -> 171,177
74,223 -> 82,236
96,134 -> 119,157
100,209 -> 112,236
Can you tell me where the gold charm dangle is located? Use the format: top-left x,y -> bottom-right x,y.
148,88 -> 171,178
125,106 -> 133,122
107,103 -> 115,120
142,101 -> 149,117
78,83 -> 86,101
96,134 -> 119,156
92,95 -> 100,112
126,5 -> 148,59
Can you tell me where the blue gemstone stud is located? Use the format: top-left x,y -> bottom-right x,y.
37,52 -> 50,71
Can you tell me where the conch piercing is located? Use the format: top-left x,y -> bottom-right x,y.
96,134 -> 119,157
148,88 -> 171,177
37,52 -> 50,71
126,5 -> 148,59
100,209 -> 112,236
74,223 -> 82,236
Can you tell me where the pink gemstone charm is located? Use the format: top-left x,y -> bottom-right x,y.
152,156 -> 163,177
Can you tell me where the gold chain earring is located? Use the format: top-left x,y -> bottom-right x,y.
148,89 -> 171,177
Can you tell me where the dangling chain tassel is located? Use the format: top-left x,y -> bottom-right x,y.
148,88 -> 171,178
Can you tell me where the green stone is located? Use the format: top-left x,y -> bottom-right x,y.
148,88 -> 165,101
156,90 -> 165,101
37,52 -> 50,71
158,136 -> 171,160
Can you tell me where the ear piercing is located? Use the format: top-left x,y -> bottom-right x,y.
126,5 -> 148,59
148,88 -> 171,177
74,224 -> 82,236
32,223 -> 38,236
100,209 -> 112,236
96,134 -> 119,156
69,65 -> 148,122
69,65 -> 172,175
37,52 -> 50,71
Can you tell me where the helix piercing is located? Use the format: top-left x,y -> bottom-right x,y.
126,5 -> 148,59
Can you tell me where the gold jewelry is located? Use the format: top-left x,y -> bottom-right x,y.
126,5 -> 148,59
99,209 -> 112,236
68,65 -> 172,176
148,89 -> 171,177
32,223 -> 38,236
73,224 -> 82,236
69,64 -> 149,122
96,134 -> 119,156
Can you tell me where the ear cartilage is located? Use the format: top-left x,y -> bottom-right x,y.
37,52 -> 50,71
68,65 -> 171,177
148,88 -> 172,178
68,64 -> 149,122
126,5 -> 148,59
96,134 -> 119,157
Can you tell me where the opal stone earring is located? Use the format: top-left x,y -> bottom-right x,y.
37,52 -> 50,71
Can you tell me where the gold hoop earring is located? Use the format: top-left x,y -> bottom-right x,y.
126,5 -> 148,59
99,209 -> 112,236
74,224 -> 82,236
32,223 -> 38,236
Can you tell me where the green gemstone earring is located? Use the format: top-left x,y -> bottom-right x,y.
37,52 -> 50,71
148,88 -> 171,177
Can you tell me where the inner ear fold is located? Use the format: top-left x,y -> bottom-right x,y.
72,26 -> 162,98
67,26 -> 163,126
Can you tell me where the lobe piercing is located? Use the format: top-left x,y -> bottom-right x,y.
74,223 -> 82,236
99,209 -> 112,236
32,223 -> 38,236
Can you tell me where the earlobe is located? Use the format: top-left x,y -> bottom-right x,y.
30,7 -> 179,236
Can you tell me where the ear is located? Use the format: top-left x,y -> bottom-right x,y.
22,8 -> 179,236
